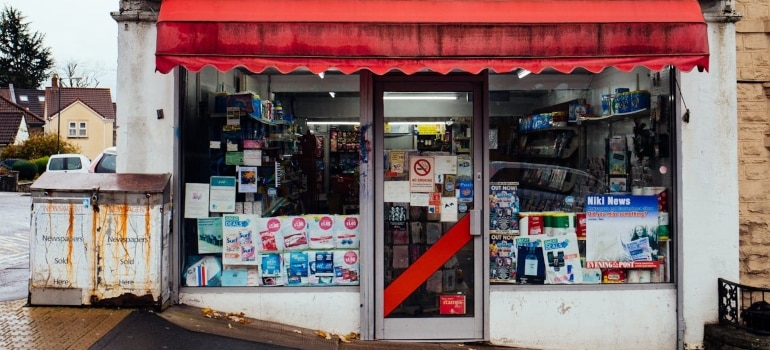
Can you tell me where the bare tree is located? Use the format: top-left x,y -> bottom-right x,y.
55,60 -> 103,87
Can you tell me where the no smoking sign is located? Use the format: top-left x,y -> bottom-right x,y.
409,157 -> 435,192
413,159 -> 431,176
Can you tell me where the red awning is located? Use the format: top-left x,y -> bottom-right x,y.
155,0 -> 710,75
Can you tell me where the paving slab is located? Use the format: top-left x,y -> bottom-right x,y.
0,299 -> 131,350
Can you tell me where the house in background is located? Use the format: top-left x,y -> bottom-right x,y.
0,85 -> 46,119
0,94 -> 46,153
44,77 -> 116,160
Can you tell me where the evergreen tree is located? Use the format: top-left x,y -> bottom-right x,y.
0,6 -> 54,88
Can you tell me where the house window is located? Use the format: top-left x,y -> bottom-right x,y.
68,121 -> 87,138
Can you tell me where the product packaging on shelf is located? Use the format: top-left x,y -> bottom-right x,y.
334,250 -> 360,285
285,251 -> 310,286
260,252 -> 285,286
335,215 -> 361,249
281,216 -> 309,251
306,214 -> 336,249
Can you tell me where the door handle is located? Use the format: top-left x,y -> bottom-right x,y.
470,209 -> 481,236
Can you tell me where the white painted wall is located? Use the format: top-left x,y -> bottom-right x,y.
179,290 -> 360,334
678,20 -> 739,350
489,288 -> 677,349
115,21 -> 176,174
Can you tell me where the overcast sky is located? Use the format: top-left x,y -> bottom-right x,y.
3,1 -> 118,99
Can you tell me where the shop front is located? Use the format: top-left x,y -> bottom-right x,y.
113,0 -> 738,348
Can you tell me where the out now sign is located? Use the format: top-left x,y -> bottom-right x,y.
409,156 -> 435,192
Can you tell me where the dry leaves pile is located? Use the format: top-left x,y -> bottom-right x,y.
201,307 -> 252,324
200,307 -> 361,344
315,330 -> 360,343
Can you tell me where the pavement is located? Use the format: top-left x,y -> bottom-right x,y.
0,191 -> 519,350
0,297 -> 520,350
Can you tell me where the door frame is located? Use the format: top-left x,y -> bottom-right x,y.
372,74 -> 489,341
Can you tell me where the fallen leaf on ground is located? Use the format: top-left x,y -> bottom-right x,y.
227,314 -> 251,324
336,333 -> 350,343
315,330 -> 331,340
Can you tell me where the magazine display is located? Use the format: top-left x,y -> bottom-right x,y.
189,214 -> 361,287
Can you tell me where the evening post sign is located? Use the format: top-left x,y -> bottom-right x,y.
585,195 -> 659,269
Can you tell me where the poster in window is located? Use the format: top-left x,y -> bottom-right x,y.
237,166 -> 258,193
222,125 -> 242,152
197,217 -> 222,254
490,233 -> 516,283
184,183 -> 210,219
221,214 -> 258,266
489,182 -> 519,233
585,194 -> 659,269
209,176 -> 236,213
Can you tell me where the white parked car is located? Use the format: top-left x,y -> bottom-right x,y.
89,146 -> 117,173
46,154 -> 91,173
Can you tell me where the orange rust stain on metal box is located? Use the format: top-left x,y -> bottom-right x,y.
66,202 -> 75,279
144,198 -> 152,287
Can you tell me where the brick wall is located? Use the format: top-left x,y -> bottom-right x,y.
736,0 -> 770,287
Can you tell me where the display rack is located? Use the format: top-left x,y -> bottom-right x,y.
207,100 -> 306,218
517,127 -> 579,159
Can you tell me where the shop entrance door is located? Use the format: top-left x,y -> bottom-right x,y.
374,79 -> 484,340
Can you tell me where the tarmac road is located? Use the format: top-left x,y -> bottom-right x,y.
0,192 -> 31,302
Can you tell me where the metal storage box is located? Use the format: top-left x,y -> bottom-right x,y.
29,172 -> 172,309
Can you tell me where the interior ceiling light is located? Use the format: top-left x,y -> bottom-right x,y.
517,69 -> 532,79
329,91 -> 336,98
383,92 -> 459,100
307,121 -> 359,125
387,121 -> 448,125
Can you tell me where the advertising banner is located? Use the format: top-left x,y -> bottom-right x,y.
585,195 -> 659,269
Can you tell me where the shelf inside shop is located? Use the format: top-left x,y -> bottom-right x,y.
577,108 -> 649,124
516,136 -> 579,159
520,126 -> 579,134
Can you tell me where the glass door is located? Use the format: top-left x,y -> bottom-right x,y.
374,79 -> 484,340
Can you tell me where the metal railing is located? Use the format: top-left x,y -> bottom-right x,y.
718,278 -> 770,335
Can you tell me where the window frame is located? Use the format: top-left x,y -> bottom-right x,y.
68,120 -> 88,138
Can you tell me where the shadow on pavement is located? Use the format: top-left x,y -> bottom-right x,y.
89,309 -> 296,350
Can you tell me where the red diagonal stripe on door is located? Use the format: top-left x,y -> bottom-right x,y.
384,214 -> 471,317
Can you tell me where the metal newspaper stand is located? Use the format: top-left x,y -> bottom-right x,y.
29,172 -> 172,309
